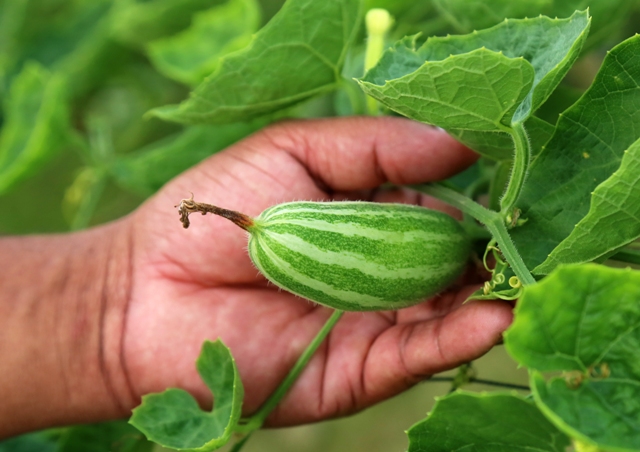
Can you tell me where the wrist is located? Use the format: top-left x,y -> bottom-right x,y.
0,219 -> 134,438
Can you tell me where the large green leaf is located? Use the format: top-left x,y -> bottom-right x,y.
147,0 -> 261,87
359,11 -> 589,159
510,35 -> 640,271
111,122 -> 260,196
58,421 -> 153,452
150,0 -> 364,124
534,137 -> 640,274
407,392 -> 570,451
130,340 -> 244,452
0,62 -> 70,194
505,264 -> 640,451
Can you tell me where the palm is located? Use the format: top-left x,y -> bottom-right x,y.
121,118 -> 513,426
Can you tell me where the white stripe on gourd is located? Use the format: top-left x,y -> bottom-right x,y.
177,198 -> 470,311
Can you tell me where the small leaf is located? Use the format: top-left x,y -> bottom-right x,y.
147,0 -> 261,87
130,340 -> 244,452
505,264 -> 640,451
359,11 -> 589,159
150,0 -> 364,124
534,137 -> 640,274
407,392 -> 570,451
111,122 -> 260,196
511,35 -> 640,271
0,61 -> 70,194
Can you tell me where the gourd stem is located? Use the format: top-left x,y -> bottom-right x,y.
236,309 -> 345,434
500,121 -> 531,217
175,194 -> 254,230
410,183 -> 536,286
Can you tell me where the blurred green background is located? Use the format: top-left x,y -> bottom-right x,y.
2,0 -> 640,450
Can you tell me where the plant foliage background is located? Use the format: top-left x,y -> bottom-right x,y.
2,0 -> 640,450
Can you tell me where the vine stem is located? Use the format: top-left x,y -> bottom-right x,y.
235,310 -> 345,435
410,183 -> 536,286
427,376 -> 530,391
500,121 -> 531,217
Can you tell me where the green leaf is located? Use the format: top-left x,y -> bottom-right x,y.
111,122 -> 259,196
407,392 -> 570,451
0,432 -> 56,452
432,0 -> 553,34
534,137 -> 640,274
58,421 -> 153,452
1,1 -> 122,100
505,264 -> 640,451
510,35 -> 640,271
150,0 -> 364,124
431,0 -> 633,51
110,0 -> 225,47
451,115 -> 554,161
130,340 -> 244,452
147,0 -> 261,87
0,61 -> 70,194
358,11 -> 589,159
552,1 -> 636,50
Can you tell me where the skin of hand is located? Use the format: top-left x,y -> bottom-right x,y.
0,116 -> 513,439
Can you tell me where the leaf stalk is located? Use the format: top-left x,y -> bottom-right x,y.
500,121 -> 531,218
411,183 -> 536,286
235,310 -> 345,435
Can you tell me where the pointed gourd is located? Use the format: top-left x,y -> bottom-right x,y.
178,198 -> 471,311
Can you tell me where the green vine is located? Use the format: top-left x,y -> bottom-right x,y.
235,310 -> 345,437
500,121 -> 531,219
410,183 -> 536,286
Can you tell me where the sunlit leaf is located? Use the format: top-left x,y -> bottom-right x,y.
130,340 -> 244,452
505,264 -> 640,451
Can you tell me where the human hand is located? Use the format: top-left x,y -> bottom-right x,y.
116,116 -> 513,426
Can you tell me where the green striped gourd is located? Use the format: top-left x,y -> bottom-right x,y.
178,198 -> 471,311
